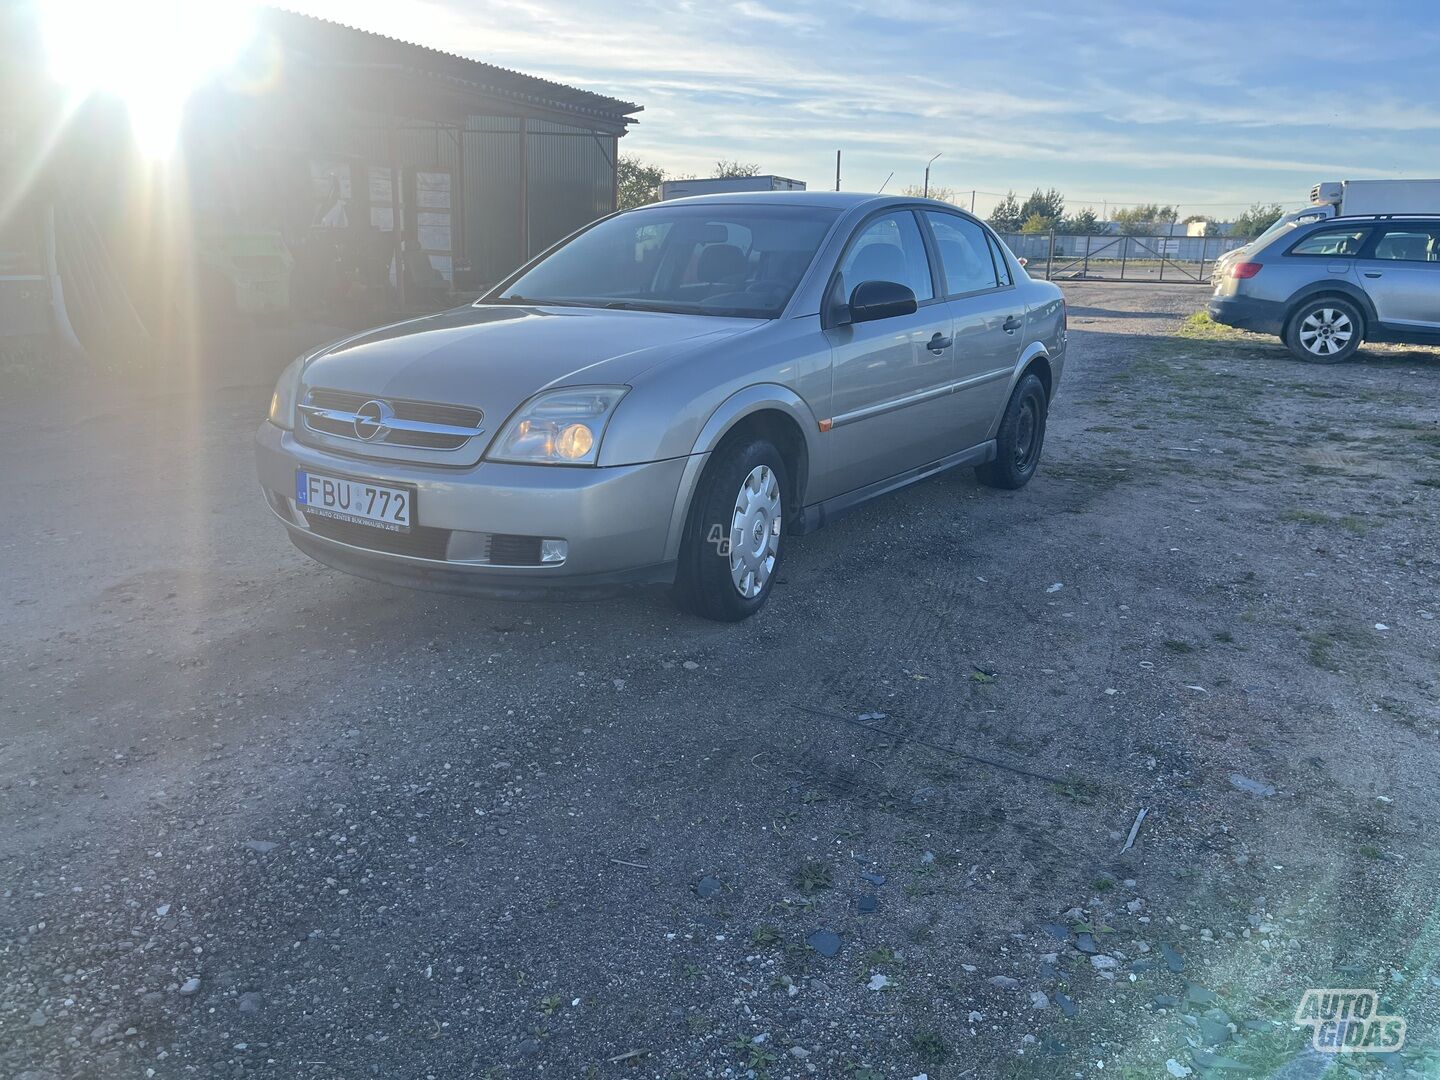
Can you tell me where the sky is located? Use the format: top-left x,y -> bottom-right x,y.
282,0 -> 1440,220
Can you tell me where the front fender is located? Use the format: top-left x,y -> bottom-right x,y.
660,384 -> 821,564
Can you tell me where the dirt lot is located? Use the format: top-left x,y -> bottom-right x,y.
3,282 -> 1439,1080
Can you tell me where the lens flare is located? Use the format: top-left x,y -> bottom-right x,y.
39,0 -> 258,156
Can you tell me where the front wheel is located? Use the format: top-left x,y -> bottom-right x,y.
1285,298 -> 1363,363
977,373 -> 1048,490
673,437 -> 789,622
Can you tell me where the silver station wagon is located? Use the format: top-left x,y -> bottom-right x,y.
258,192 -> 1067,620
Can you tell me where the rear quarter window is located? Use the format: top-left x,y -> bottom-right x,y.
1287,228 -> 1370,257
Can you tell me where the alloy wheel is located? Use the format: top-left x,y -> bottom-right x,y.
1298,308 -> 1354,357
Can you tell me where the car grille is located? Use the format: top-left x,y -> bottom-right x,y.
300,513 -> 547,566
304,515 -> 453,559
302,389 -> 484,450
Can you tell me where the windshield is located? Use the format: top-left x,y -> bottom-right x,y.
492,204 -> 841,318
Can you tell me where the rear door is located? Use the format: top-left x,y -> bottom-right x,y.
921,211 -> 1024,448
1355,224 -> 1440,329
823,210 -> 957,494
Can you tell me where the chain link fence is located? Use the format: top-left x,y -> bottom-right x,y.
996,230 -> 1250,284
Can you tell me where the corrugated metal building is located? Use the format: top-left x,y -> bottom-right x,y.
253,10 -> 641,288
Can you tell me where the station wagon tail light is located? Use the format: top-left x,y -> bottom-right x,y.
1230,261 -> 1263,279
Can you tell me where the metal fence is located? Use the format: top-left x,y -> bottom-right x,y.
996,231 -> 1250,284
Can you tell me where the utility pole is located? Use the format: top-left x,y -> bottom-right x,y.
923,152 -> 941,198
835,151 -> 841,192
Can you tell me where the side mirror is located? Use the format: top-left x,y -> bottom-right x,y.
847,280 -> 918,324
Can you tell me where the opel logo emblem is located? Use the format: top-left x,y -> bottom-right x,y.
354,399 -> 394,441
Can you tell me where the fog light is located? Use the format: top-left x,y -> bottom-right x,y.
540,539 -> 568,564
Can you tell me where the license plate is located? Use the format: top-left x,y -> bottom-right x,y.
295,470 -> 413,531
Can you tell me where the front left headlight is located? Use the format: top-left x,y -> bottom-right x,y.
487,386 -> 628,466
267,355 -> 305,430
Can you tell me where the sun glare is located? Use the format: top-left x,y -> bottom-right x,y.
39,0 -> 259,156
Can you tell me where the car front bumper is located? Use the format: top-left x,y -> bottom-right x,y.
1208,294 -> 1285,337
255,421 -> 686,595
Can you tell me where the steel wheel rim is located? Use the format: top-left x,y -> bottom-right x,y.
1298,308 -> 1353,356
1014,398 -> 1040,469
728,464 -> 781,599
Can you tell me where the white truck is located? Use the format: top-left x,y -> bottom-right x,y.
659,175 -> 806,201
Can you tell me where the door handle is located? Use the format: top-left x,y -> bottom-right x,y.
927,332 -> 952,353
1002,315 -> 1022,333
1364,272 -> 1383,278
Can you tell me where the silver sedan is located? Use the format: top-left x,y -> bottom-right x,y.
258,192 -> 1067,620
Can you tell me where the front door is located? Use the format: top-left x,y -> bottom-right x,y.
1356,224 -> 1440,329
823,210 -> 956,495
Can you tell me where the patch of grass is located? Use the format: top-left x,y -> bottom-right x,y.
1338,515 -> 1370,534
910,1029 -> 949,1065
1304,631 -> 1339,671
1053,778 -> 1102,804
791,860 -> 833,896
1212,630 -> 1235,643
1177,310 -> 1248,341
1162,639 -> 1197,654
751,924 -> 781,947
1283,508 -> 1332,525
1093,876 -> 1115,892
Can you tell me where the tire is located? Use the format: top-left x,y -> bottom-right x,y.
673,437 -> 789,622
1284,297 -> 1364,363
977,373 -> 1048,490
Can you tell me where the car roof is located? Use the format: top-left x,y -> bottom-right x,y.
645,191 -> 972,214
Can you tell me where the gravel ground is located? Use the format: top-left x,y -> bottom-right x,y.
3,282 -> 1439,1080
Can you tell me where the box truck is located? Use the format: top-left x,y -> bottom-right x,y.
660,175 -> 806,201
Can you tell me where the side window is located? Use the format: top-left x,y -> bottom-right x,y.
1373,228 -> 1440,262
1288,228 -> 1370,257
986,232 -> 1013,287
838,212 -> 934,302
925,212 -> 999,294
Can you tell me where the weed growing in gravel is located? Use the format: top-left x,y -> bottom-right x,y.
910,1029 -> 949,1065
791,860 -> 833,895
751,924 -> 781,947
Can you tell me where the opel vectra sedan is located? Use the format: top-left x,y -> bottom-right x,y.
258,192 -> 1067,620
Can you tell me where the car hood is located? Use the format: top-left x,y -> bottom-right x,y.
300,303 -> 758,422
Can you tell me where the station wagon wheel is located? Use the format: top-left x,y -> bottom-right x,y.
673,436 -> 790,622
978,372 -> 1048,491
1284,297 -> 1363,364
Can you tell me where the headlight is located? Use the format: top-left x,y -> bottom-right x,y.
267,355 -> 305,430
487,386 -> 628,466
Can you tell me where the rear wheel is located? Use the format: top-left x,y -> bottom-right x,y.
977,373 -> 1048,490
673,437 -> 788,622
1285,298 -> 1363,363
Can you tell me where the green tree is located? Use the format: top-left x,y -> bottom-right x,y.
900,184 -> 959,205
1230,202 -> 1285,238
988,191 -> 1023,233
1020,212 -> 1056,234
1018,187 -> 1065,224
1061,207 -> 1101,234
712,160 -> 762,179
1112,203 -> 1177,235
616,154 -> 665,209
